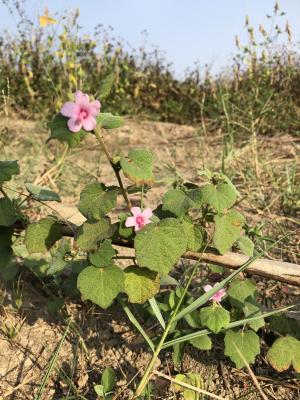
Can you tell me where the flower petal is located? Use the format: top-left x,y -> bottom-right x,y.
67,117 -> 83,133
142,208 -> 153,220
135,223 -> 141,231
130,207 -> 141,217
203,284 -> 213,293
82,115 -> 96,131
75,90 -> 89,106
88,100 -> 101,116
125,216 -> 136,228
61,102 -> 79,118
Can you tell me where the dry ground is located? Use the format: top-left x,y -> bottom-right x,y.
0,116 -> 299,399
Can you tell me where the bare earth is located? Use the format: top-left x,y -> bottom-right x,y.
0,116 -> 299,399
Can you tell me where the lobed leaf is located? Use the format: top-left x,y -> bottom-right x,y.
134,218 -> 187,275
25,218 -> 62,254
189,335 -> 212,351
267,336 -> 300,372
224,329 -> 260,368
120,149 -> 154,185
200,304 -> 230,334
162,189 -> 191,217
0,198 -> 17,227
76,218 -> 113,251
0,160 -> 20,183
26,183 -> 61,202
48,114 -> 86,147
79,182 -> 117,219
124,266 -> 160,304
88,239 -> 116,267
227,278 -> 256,307
97,113 -> 123,129
77,264 -> 124,309
213,209 -> 245,254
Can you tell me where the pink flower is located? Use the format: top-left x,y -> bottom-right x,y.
60,90 -> 100,133
125,207 -> 153,232
204,283 -> 226,303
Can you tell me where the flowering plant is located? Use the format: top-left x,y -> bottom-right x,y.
0,86 -> 299,398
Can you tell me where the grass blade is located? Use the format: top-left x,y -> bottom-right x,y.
149,297 -> 166,329
162,304 -> 296,348
35,319 -> 71,400
119,299 -> 155,352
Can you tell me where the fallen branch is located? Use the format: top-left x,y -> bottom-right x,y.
57,223 -> 300,288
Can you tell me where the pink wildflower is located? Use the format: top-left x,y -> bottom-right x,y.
125,207 -> 153,232
60,90 -> 100,133
204,283 -> 226,303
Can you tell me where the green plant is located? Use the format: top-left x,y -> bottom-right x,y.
0,79 -> 299,399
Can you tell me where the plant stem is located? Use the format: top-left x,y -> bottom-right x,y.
94,126 -> 131,210
134,258 -> 201,398
140,184 -> 144,210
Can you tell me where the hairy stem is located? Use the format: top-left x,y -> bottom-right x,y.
94,127 -> 131,209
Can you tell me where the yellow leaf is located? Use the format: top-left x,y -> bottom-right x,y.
39,7 -> 57,27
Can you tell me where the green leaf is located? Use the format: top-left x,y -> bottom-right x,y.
213,210 -> 245,254
0,198 -> 17,227
237,236 -> 254,256
188,181 -> 237,212
47,241 -> 70,275
134,218 -> 187,275
0,226 -> 13,248
48,114 -> 86,147
269,314 -> 300,339
267,336 -> 300,372
173,373 -> 203,400
121,149 -> 154,185
162,189 -> 191,217
242,297 -> 264,331
189,335 -> 212,350
77,265 -> 124,309
0,160 -> 20,183
0,260 -> 18,281
101,367 -> 116,393
200,304 -> 230,334
98,72 -> 115,100
97,113 -> 123,129
88,239 -> 116,267
76,218 -> 113,251
26,183 -> 61,202
25,218 -> 62,254
0,246 -> 13,270
94,385 -> 104,397
79,183 -> 117,219
124,266 -> 160,304
118,212 -> 134,239
224,329 -> 260,368
181,217 -> 204,252
227,278 -> 256,307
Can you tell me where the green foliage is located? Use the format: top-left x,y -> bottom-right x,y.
227,278 -> 257,307
0,160 -> 20,183
269,314 -> 300,338
120,149 -> 154,185
162,189 -> 191,217
48,114 -> 86,147
47,240 -> 70,275
242,298 -> 265,331
26,183 -> 61,202
77,265 -> 124,309
189,335 -> 212,350
25,218 -> 62,253
124,266 -> 160,304
188,179 -> 238,212
200,304 -> 230,334
173,373 -> 203,400
181,217 -> 204,252
224,329 -> 260,368
76,218 -> 113,251
97,113 -> 123,129
94,367 -> 116,399
213,210 -> 245,254
79,183 -> 117,219
267,336 -> 300,372
135,218 -> 187,275
0,198 -> 17,227
88,239 -> 116,267
237,236 -> 254,256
